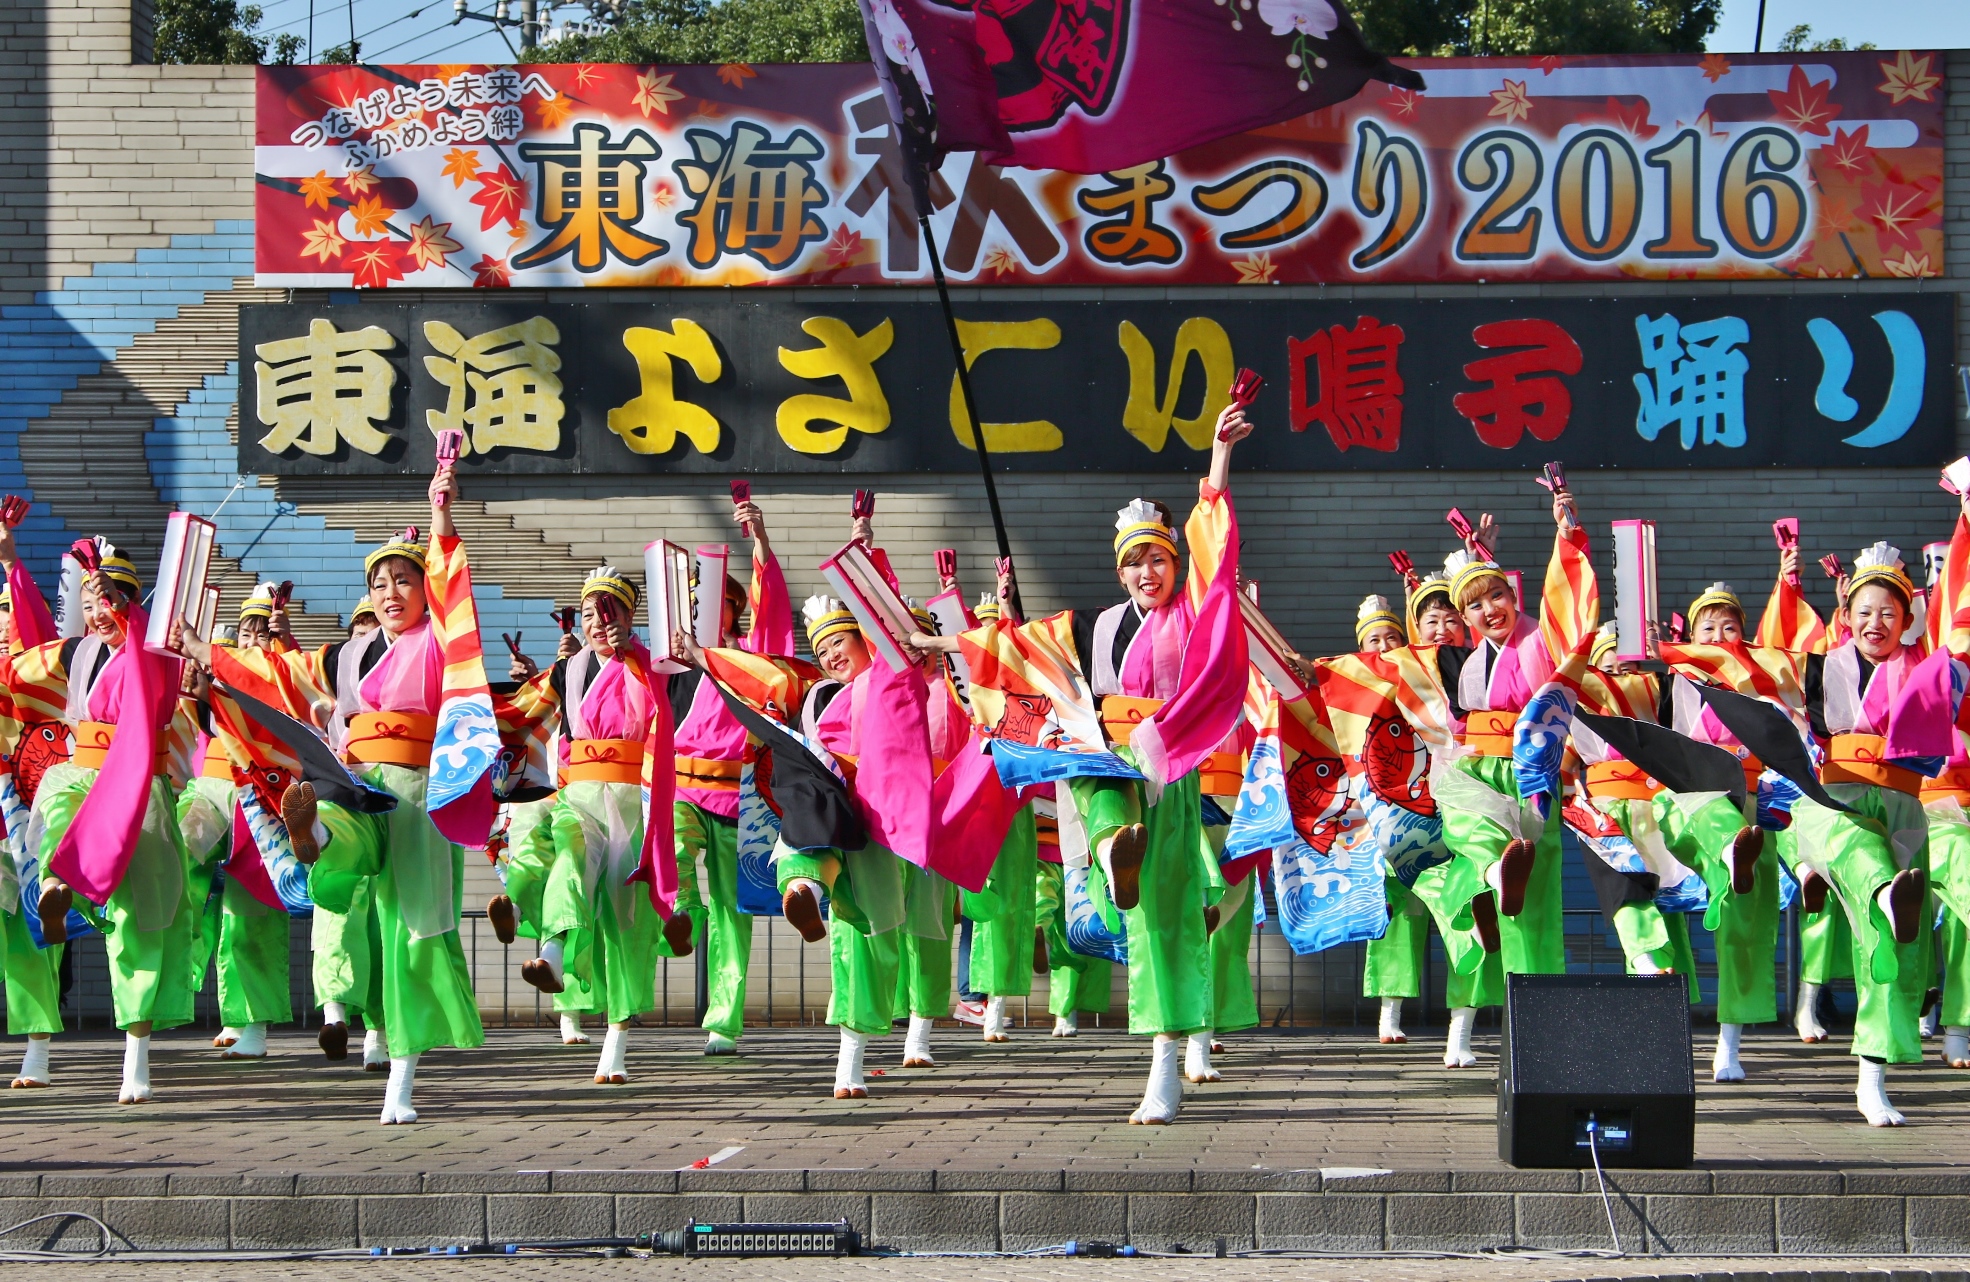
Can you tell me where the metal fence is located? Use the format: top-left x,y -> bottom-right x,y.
6,898 -> 1809,1035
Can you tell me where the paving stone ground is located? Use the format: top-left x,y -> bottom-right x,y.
3,1025 -> 1967,1176
5,1258 -> 1970,1281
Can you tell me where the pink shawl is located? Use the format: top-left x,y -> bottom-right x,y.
1132,498 -> 1248,795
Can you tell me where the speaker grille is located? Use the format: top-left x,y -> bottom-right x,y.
1505,974 -> 1692,1095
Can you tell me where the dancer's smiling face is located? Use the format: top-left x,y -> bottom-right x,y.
1851,583 -> 1909,661
368,557 -> 428,637
1118,544 -> 1180,611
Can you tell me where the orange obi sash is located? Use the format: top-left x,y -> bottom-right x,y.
1099,696 -> 1164,748
1200,751 -> 1246,798
675,754 -> 741,792
565,738 -> 644,785
72,720 -> 169,775
345,711 -> 436,768
1034,810 -> 1060,848
1824,733 -> 1922,795
1583,759 -> 1662,801
1920,764 -> 1970,808
831,751 -> 859,782
1463,709 -> 1517,757
200,740 -> 235,781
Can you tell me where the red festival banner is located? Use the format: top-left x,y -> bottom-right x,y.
254,51 -> 1945,290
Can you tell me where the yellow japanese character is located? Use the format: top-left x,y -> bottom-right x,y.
422,316 -> 564,454
949,318 -> 1063,453
1118,318 -> 1235,452
775,317 -> 894,454
609,320 -> 723,455
254,318 -> 398,456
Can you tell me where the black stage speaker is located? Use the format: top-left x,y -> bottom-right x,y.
1498,973 -> 1694,1169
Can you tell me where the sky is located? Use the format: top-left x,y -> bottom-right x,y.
251,0 -> 1970,73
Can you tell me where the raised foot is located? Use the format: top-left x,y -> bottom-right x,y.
1888,869 -> 1926,945
1470,891 -> 1501,954
487,894 -> 518,945
1800,868 -> 1830,915
282,782 -> 320,865
1498,839 -> 1535,916
1730,826 -> 1763,895
783,885 -> 827,943
37,882 -> 73,946
1108,824 -> 1147,911
520,958 -> 565,994
662,912 -> 695,956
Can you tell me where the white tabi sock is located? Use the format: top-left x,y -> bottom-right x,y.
1631,952 -> 1663,975
381,1053 -> 420,1124
538,937 -> 566,983
322,1002 -> 348,1026
834,1027 -> 868,1097
1094,837 -> 1118,896
1130,1035 -> 1183,1124
17,1038 -> 50,1086
1444,1007 -> 1477,1068
225,1023 -> 269,1059
1919,1008 -> 1940,1038
559,1013 -> 589,1044
594,1026 -> 628,1083
1052,1011 -> 1079,1038
1944,1028 -> 1970,1067
1796,981 -> 1828,1042
120,1033 -> 152,1103
1378,997 -> 1406,1043
311,817 -> 330,853
362,1027 -> 389,1067
1483,861 -> 1505,894
1184,1030 -> 1220,1083
1712,1023 -> 1745,1082
705,1030 -> 737,1055
903,1014 -> 936,1066
982,996 -> 1008,1041
1856,1058 -> 1903,1127
214,1025 -> 241,1048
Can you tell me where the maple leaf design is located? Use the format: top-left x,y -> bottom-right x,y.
349,195 -> 394,239
1601,96 -> 1657,141
441,147 -> 483,189
1877,50 -> 1940,105
1818,124 -> 1874,180
509,222 -> 530,242
1681,110 -> 1728,140
1881,249 -> 1933,279
346,239 -> 406,290
298,171 -> 339,211
633,69 -> 684,118
405,216 -> 463,271
341,165 -> 379,196
1813,192 -> 1857,238
983,246 -> 1019,278
822,223 -> 864,267
1232,252 -> 1276,285
299,219 -> 346,264
573,64 -> 601,90
1859,179 -> 1940,252
1766,65 -> 1840,137
470,165 -> 528,232
717,63 -> 758,89
471,254 -> 512,288
1383,87 -> 1421,118
533,92 -> 575,130
1488,80 -> 1533,124
1698,53 -> 1730,83
1532,55 -> 1565,76
651,179 -> 676,211
695,98 -> 726,119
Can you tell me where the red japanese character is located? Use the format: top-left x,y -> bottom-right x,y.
1289,315 -> 1406,453
1451,318 -> 1583,449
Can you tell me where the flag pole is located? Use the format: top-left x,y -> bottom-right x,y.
919,212 -> 1022,619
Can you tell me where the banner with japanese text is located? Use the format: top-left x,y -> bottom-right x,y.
252,51 -> 1945,289
240,291 -> 1952,477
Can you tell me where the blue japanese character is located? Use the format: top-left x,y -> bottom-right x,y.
1632,313 -> 1750,449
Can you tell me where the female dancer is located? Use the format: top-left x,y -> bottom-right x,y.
17,541 -> 197,1103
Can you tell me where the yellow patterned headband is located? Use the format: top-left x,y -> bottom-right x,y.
1848,564 -> 1915,604
365,527 -> 427,577
238,597 -> 274,621
1113,498 -> 1178,568
1590,624 -> 1618,666
1450,559 -> 1506,610
351,597 -> 377,621
803,595 -> 859,648
1688,583 -> 1743,621
100,555 -> 141,593
1355,595 -> 1403,645
581,567 -> 639,612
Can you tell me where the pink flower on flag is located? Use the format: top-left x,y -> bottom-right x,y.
1258,0 -> 1339,38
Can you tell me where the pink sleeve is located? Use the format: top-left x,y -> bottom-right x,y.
8,560 -> 55,650
744,548 -> 795,657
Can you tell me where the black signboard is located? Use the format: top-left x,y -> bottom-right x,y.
240,291 -> 1955,477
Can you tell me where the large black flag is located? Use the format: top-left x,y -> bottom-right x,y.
218,682 -> 396,814
1575,713 -> 1749,811
712,679 -> 867,854
1694,684 -> 1850,813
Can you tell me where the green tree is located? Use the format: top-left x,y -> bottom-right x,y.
155,0 -> 302,63
1354,0 -> 1718,56
529,0 -> 869,64
1776,23 -> 1875,52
